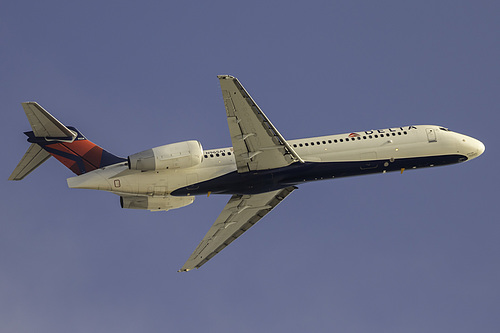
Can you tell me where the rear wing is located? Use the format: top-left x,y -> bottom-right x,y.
8,143 -> 51,180
22,102 -> 77,139
9,102 -> 75,180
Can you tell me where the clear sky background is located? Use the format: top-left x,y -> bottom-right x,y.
1,1 -> 499,332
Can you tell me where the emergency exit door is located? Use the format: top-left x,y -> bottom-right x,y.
426,128 -> 437,142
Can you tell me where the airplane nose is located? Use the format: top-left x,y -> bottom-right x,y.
477,140 -> 485,156
460,136 -> 485,160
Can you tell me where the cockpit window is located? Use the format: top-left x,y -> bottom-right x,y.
439,127 -> 450,131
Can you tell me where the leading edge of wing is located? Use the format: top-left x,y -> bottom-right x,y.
178,186 -> 297,272
218,75 -> 303,173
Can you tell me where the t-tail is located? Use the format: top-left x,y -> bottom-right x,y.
8,102 -> 126,180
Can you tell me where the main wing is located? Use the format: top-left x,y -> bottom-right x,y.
179,186 -> 297,272
218,75 -> 303,173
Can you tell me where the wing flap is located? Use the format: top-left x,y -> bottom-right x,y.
179,186 -> 297,272
8,144 -> 51,180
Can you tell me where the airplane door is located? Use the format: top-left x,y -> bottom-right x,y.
426,128 -> 437,142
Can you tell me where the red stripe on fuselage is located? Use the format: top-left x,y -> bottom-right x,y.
45,140 -> 103,175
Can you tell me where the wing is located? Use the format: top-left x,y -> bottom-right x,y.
218,75 -> 303,173
8,144 -> 51,180
179,186 -> 297,272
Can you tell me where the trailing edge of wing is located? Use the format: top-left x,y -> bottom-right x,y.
179,186 -> 297,272
8,144 -> 51,180
218,75 -> 303,173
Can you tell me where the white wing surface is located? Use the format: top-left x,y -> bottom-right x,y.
179,186 -> 297,271
218,75 -> 303,173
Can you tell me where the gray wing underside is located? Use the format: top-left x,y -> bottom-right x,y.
179,186 -> 297,272
8,144 -> 51,180
218,75 -> 303,173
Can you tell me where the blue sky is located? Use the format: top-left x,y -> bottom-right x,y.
1,1 -> 499,332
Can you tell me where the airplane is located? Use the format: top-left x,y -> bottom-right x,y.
9,75 -> 485,272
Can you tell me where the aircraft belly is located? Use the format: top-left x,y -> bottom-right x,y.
171,154 -> 467,196
107,164 -> 236,196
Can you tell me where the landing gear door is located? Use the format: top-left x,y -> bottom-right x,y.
426,128 -> 437,142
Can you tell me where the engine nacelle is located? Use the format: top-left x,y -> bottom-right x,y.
128,140 -> 203,171
120,195 -> 194,211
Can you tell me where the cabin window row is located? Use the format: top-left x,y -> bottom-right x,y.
204,151 -> 232,159
292,131 -> 408,148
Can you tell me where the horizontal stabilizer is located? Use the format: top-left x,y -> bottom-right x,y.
22,102 -> 75,138
8,144 -> 51,180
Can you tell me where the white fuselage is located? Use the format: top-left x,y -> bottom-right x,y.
67,125 -> 484,198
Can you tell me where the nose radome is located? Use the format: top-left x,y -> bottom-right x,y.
458,135 -> 484,161
477,140 -> 485,156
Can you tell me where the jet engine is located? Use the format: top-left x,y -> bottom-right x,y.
128,140 -> 203,171
120,195 -> 194,211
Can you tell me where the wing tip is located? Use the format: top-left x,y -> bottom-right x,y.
177,268 -> 193,273
217,74 -> 235,80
